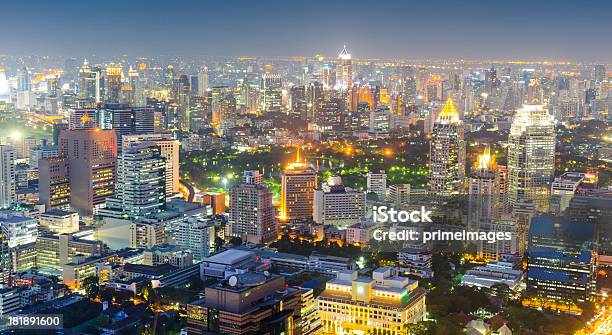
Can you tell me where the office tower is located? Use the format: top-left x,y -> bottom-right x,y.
315,97 -> 344,131
468,145 -> 500,222
313,176 -> 366,227
38,209 -> 79,234
100,142 -> 166,219
17,67 -> 31,92
280,147 -> 317,222
176,217 -> 215,260
525,217 -> 596,314
507,105 -> 555,211
0,67 -> 9,103
59,129 -> 118,216
0,233 -> 9,284
366,170 -> 387,201
318,267 -> 426,335
82,103 -> 155,146
0,146 -> 16,209
290,85 -> 307,120
428,97 -> 466,196
300,288 -> 322,335
261,73 -> 283,113
29,144 -> 59,169
38,157 -> 70,210
320,64 -> 334,89
106,64 -> 123,102
198,66 -> 208,97
127,66 -> 139,105
335,44 -> 352,91
229,171 -> 276,243
369,107 -> 391,134
0,215 -> 38,248
122,134 -> 180,196
307,81 -> 324,121
189,272 -> 301,335
78,59 -> 97,100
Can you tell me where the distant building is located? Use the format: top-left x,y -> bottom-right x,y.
460,261 -> 523,290
0,146 -> 16,208
39,209 -> 79,234
230,171 -> 276,244
367,170 -> 387,201
281,147 -> 317,222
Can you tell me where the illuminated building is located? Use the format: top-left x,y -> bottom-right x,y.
127,65 -> 139,105
0,146 -> 16,208
507,105 -> 555,211
0,67 -> 10,103
0,215 -> 38,248
39,209 -> 79,234
99,142 -> 166,219
78,59 -> 98,101
281,147 -> 317,222
95,103 -> 155,146
230,171 -> 276,244
198,66 -> 208,97
300,288 -> 323,335
316,98 -> 345,132
335,44 -> 352,92
320,64 -> 333,89
317,267 -> 426,335
188,272 -> 302,335
525,217 -> 596,314
173,73 -> 191,129
307,81 -> 324,121
313,176 -> 366,227
389,184 -> 411,207
59,129 -> 117,217
468,145 -> 500,226
36,233 -> 104,274
143,244 -> 193,268
290,85 -> 307,120
175,216 -> 215,260
130,221 -> 165,249
122,133 -> 180,196
461,261 -> 523,290
261,73 -> 283,113
38,157 -> 70,210
106,63 -> 123,102
367,171 -> 387,201
428,97 -> 466,196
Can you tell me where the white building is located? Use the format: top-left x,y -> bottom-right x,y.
0,287 -> 22,315
367,171 -> 387,201
39,209 -> 79,234
551,172 -> 585,214
0,215 -> 38,248
460,261 -> 523,290
389,184 -> 410,207
313,176 -> 366,227
175,217 -> 215,261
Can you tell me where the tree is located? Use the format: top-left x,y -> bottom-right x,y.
82,275 -> 100,298
230,236 -> 243,246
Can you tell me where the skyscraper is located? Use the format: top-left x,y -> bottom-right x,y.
313,176 -> 366,227
99,142 -> 166,219
0,146 -> 16,208
59,129 -> 118,216
198,66 -> 208,97
507,105 -> 555,211
280,147 -> 317,222
335,44 -> 353,92
229,171 -> 276,243
261,73 -> 283,113
106,64 -> 123,102
122,134 -> 180,196
366,170 -> 387,201
428,97 -> 466,196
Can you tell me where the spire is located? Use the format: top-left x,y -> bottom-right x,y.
286,145 -> 308,170
438,96 -> 460,123
339,44 -> 351,60
295,145 -> 301,163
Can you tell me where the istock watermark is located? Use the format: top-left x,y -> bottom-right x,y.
372,206 -> 433,223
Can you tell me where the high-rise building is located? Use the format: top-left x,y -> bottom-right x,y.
94,103 -> 155,146
99,142 -> 166,219
507,105 -> 555,211
106,64 -> 123,102
550,172 -> 585,215
0,215 -> 38,248
0,146 -> 16,209
290,85 -> 307,120
468,145 -> 500,224
261,73 -> 283,113
317,267 -> 426,335
176,217 -> 215,261
230,171 -> 276,243
307,81 -> 324,121
335,44 -> 353,92
428,97 -> 465,196
280,147 -> 317,222
198,66 -> 208,97
78,59 -> 98,101
366,170 -> 387,201
313,176 -> 366,227
59,129 -> 118,216
525,217 -> 596,314
122,134 -> 180,196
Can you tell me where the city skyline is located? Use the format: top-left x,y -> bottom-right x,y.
2,0 -> 612,62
